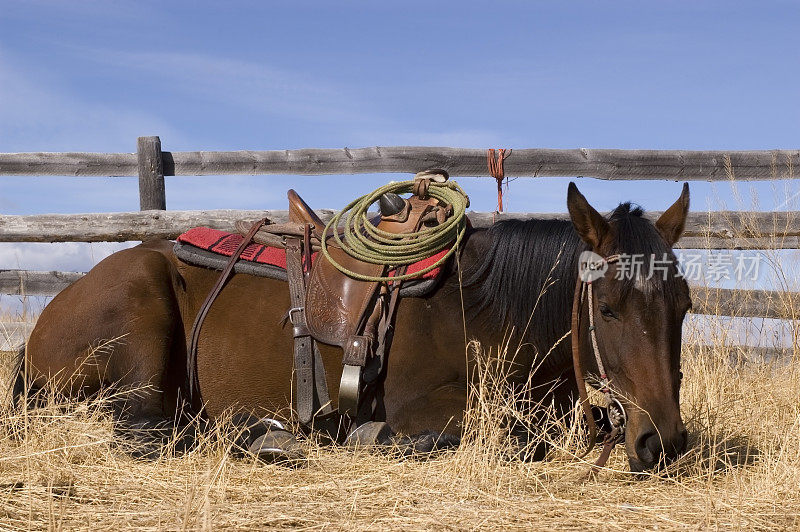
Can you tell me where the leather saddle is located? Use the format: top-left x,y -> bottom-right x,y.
228,178 -> 455,425
289,189 -> 443,360
285,186 -> 450,420
287,189 -> 326,240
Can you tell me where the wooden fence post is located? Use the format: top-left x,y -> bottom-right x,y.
137,136 -> 166,210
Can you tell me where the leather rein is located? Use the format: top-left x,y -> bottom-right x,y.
570,253 -> 627,473
187,217 -> 270,406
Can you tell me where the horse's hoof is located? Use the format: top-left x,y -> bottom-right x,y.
345,421 -> 394,448
248,430 -> 306,465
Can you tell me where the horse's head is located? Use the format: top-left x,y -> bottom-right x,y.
567,182 -> 692,472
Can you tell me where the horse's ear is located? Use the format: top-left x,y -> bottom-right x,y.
655,183 -> 690,246
567,182 -> 610,249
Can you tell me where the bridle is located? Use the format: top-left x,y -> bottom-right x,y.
571,253 -> 627,472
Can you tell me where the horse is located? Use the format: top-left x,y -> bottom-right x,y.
16,182 -> 691,471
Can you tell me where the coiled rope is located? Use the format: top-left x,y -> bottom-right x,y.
320,179 -> 470,282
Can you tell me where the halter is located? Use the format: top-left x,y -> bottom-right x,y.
570,253 -> 627,472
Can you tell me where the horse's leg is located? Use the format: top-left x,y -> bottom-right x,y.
510,371 -> 581,461
366,295 -> 472,456
354,374 -> 581,459
378,384 -> 465,455
106,246 -> 199,457
110,406 -> 197,459
27,243 -> 190,458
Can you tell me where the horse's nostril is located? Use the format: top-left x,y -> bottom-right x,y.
635,431 -> 658,465
636,428 -> 687,467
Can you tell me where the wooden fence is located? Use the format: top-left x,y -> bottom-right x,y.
2,137 -> 799,344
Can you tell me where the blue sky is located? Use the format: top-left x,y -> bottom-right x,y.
1,0 -> 799,275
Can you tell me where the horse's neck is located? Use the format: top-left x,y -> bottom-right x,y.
444,227 -> 580,382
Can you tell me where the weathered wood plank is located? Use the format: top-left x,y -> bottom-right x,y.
1,210 -> 797,247
690,286 -> 800,320
471,211 -> 800,239
0,270 -> 84,296
684,343 -> 795,365
675,236 -> 800,250
2,147 -> 799,180
137,136 -> 166,210
0,210 -> 293,242
0,153 -> 138,176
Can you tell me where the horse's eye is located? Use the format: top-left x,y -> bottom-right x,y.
599,303 -> 617,319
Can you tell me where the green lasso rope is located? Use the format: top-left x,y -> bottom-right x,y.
320,180 -> 470,282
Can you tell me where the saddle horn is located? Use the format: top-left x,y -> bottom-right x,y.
379,193 -> 406,216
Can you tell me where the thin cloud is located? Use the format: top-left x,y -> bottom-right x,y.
0,50 -> 183,152
76,48 -> 374,127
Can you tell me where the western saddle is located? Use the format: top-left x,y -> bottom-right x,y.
187,171 -> 458,431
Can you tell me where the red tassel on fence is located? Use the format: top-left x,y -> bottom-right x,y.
487,148 -> 510,213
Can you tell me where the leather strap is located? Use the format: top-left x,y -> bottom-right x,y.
285,231 -> 334,425
354,280 -> 402,425
187,217 -> 268,408
571,258 -> 626,474
285,236 -> 316,424
312,343 -> 332,418
589,427 -> 624,477
571,278 -> 598,457
374,278 -> 401,378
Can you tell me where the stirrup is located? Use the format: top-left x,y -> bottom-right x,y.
338,364 -> 362,417
345,421 -> 394,448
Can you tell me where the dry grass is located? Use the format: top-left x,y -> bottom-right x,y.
2,188 -> 800,530
1,317 -> 799,530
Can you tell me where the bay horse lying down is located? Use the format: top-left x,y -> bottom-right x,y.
17,181 -> 691,472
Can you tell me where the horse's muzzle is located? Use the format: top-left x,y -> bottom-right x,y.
629,424 -> 688,472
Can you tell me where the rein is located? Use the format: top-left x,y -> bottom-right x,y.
570,253 -> 627,473
187,217 -> 269,406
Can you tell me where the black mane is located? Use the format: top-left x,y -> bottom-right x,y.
463,218 -> 585,340
462,203 -> 681,356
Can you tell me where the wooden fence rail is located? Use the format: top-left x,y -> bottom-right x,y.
0,270 -> 84,296
1,209 -> 798,249
2,147 -> 798,181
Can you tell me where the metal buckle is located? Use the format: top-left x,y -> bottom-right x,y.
288,307 -> 305,325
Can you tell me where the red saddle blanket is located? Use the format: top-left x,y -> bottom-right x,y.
176,227 -> 449,279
